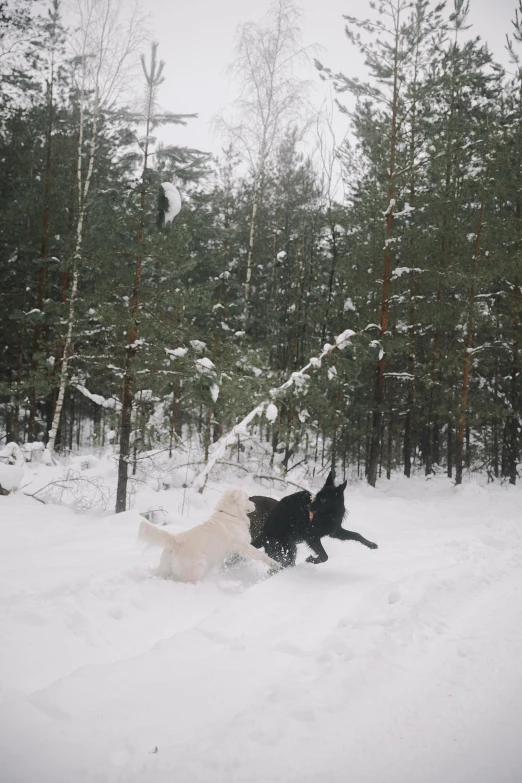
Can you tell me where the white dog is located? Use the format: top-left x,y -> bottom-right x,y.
138,488 -> 280,582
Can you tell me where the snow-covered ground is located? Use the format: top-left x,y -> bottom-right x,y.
1,470 -> 522,783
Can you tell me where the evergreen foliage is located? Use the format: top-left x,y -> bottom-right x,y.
0,0 -> 520,506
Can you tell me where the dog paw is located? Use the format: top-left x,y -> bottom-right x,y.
368,542 -> 378,549
305,555 -> 320,564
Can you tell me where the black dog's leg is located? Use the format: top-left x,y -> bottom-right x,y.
305,538 -> 329,564
279,543 -> 297,568
266,538 -> 296,567
332,528 -> 378,549
253,535 -> 296,567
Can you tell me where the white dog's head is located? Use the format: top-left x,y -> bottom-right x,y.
215,488 -> 254,518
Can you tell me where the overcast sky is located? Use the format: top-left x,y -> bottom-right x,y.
145,0 -> 516,157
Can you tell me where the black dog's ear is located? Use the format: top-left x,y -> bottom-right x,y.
325,470 -> 335,486
338,479 -> 347,492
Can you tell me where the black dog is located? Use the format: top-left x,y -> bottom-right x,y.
247,495 -> 279,539
251,471 -> 378,568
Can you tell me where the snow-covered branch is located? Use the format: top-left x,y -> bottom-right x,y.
191,328 -> 357,492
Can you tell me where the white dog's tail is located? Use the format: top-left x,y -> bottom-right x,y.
138,519 -> 178,550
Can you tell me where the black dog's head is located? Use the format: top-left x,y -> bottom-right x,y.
307,471 -> 347,521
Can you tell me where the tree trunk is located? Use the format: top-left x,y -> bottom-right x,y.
204,407 -> 212,462
28,71 -> 54,439
116,65 -> 154,511
172,377 -> 182,437
116,368 -> 134,512
508,274 -> 520,484
404,273 -> 417,477
11,270 -> 29,443
367,11 -> 400,487
321,220 -> 339,343
493,353 -> 500,478
455,200 -> 486,484
331,407 -> 338,476
386,375 -> 395,480
48,265 -> 81,451
427,36 -> 461,475
243,187 -> 259,321
116,241 -> 143,511
48,79 -> 100,453
292,237 -> 303,366
403,27 -> 420,478
447,421 -> 453,478
28,265 -> 48,440
243,147 -> 266,325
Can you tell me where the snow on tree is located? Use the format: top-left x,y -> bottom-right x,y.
265,403 -> 278,422
161,183 -> 181,222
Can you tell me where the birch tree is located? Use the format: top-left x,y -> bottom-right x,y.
47,0 -> 143,453
27,0 -> 65,440
218,0 -> 310,325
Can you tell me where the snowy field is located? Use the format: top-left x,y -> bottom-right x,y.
1,467 -> 522,783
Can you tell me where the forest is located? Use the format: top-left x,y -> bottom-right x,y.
0,0 -> 521,510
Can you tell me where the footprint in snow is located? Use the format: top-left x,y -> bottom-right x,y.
388,589 -> 402,604
250,719 -> 286,745
107,604 -> 124,620
14,609 -> 48,626
272,641 -> 309,658
457,641 -> 476,658
289,707 -> 315,723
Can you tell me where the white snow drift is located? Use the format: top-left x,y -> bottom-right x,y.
0,474 -> 521,783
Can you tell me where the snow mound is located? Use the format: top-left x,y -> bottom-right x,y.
0,442 -> 25,490
0,463 -> 23,491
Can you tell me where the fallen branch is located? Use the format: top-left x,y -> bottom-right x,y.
216,461 -> 250,472
22,479 -> 60,498
172,460 -> 205,470
24,473 -> 112,511
21,492 -> 46,504
285,458 -> 306,474
253,475 -> 307,490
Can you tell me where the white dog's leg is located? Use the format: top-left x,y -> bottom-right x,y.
179,555 -> 208,583
234,543 -> 280,570
157,548 -> 172,578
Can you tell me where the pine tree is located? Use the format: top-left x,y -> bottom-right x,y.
115,41 -> 209,512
